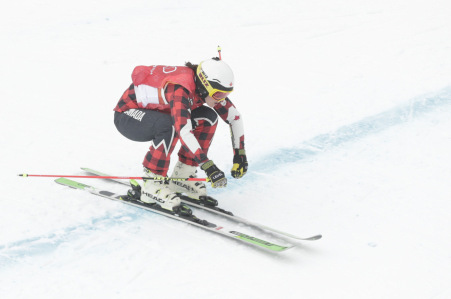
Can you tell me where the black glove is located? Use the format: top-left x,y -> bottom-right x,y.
201,160 -> 227,188
231,149 -> 248,178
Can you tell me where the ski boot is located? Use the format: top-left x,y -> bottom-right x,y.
169,161 -> 218,207
141,168 -> 192,216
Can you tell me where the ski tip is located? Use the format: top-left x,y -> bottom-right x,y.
303,234 -> 322,241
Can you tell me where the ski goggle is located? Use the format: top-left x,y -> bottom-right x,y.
196,65 -> 233,101
211,90 -> 232,101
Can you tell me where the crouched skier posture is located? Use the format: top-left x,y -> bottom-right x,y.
114,58 -> 248,213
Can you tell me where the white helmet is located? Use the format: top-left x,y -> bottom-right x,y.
196,58 -> 234,101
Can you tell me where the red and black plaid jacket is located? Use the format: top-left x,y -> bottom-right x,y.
114,82 -> 245,172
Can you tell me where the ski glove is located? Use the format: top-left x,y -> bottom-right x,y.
231,149 -> 248,179
201,160 -> 227,188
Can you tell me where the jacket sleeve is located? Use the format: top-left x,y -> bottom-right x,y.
214,98 -> 245,150
167,84 -> 209,164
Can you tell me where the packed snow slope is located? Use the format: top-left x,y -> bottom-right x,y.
1,0 -> 451,298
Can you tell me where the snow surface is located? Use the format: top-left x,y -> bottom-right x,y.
1,0 -> 451,298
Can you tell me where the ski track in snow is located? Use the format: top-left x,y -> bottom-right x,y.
1,86 -> 450,264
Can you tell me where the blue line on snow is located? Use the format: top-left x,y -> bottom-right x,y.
210,85 -> 451,193
0,209 -> 144,267
1,86 -> 450,263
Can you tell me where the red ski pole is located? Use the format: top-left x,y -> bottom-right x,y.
18,174 -> 208,182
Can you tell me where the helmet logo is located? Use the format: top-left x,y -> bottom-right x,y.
198,70 -> 211,88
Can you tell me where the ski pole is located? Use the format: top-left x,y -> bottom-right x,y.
18,174 -> 209,182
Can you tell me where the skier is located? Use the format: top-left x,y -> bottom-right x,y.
113,57 -> 248,213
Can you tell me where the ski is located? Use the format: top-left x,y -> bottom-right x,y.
55,177 -> 293,252
81,167 -> 322,241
